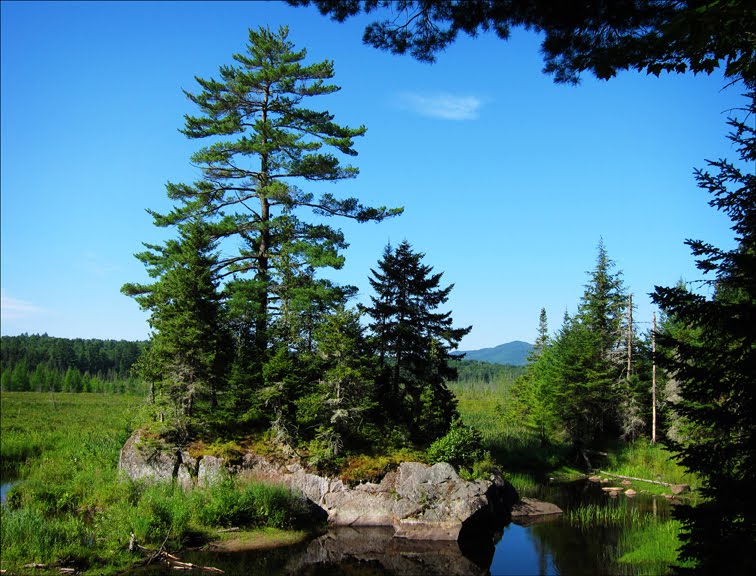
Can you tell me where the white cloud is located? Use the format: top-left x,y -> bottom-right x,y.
1,290 -> 44,321
398,92 -> 483,120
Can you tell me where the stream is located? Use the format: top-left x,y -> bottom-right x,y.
138,479 -> 676,576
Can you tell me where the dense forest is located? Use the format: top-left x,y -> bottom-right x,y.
0,334 -> 145,394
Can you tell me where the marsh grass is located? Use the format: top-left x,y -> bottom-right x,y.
0,392 -> 315,575
567,502 -> 651,528
451,383 -> 569,473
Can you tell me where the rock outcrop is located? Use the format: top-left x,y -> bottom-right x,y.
118,430 -> 518,541
510,497 -> 563,526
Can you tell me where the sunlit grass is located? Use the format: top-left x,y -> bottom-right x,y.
451,381 -> 569,474
566,502 -> 651,528
602,441 -> 700,495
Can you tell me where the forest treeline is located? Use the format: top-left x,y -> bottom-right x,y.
0,333 -> 512,396
0,334 -> 146,394
451,360 -> 525,388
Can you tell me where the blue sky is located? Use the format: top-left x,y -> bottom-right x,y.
1,1 -> 747,349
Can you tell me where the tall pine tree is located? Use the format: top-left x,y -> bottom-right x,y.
127,26 -> 401,440
150,25 -> 400,370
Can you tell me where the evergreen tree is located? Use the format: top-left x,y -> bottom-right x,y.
531,307 -> 549,360
125,26 -> 400,443
149,25 -> 400,364
123,218 -> 230,443
544,243 -> 628,463
297,306 -> 378,468
652,96 -> 756,574
293,0 -> 755,87
505,308 -> 559,443
364,241 -> 471,443
654,294 -> 699,444
576,238 -> 627,362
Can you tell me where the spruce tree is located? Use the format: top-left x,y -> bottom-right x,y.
505,308 -> 559,443
652,96 -> 756,574
543,243 -> 628,463
298,306 -> 378,468
122,218 -> 230,443
576,238 -> 627,361
364,241 -> 471,443
532,307 -> 549,360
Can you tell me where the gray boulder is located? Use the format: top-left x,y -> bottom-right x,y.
118,430 -> 518,541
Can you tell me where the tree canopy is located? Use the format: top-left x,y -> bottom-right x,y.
291,0 -> 755,86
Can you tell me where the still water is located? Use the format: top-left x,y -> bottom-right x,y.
141,480 -> 673,576
1,478 -> 16,506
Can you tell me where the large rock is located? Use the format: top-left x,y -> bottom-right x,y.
118,430 -> 198,488
510,497 -> 563,526
118,431 -> 518,541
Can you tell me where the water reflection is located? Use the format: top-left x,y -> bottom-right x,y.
172,526 -> 487,576
490,523 -> 558,576
141,481 -> 675,576
287,526 -> 486,575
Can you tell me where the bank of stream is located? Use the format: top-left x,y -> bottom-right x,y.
136,478 -> 682,575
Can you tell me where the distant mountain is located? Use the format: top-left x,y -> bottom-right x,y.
455,340 -> 533,366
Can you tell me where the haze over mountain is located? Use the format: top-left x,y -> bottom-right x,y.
456,341 -> 533,366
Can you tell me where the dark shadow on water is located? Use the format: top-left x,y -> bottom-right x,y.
286,526 -> 487,576
138,526 -> 490,576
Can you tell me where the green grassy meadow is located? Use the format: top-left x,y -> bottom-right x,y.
0,392 -> 312,575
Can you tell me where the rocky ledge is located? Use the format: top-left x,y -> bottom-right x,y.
118,430 -> 518,541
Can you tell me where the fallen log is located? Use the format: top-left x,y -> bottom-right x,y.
164,557 -> 224,573
597,470 -> 671,487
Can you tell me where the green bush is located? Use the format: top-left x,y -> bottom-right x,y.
194,479 -> 308,529
427,419 -> 485,471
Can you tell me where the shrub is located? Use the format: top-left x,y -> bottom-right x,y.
427,419 -> 485,471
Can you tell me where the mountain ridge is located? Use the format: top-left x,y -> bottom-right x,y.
455,340 -> 533,366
